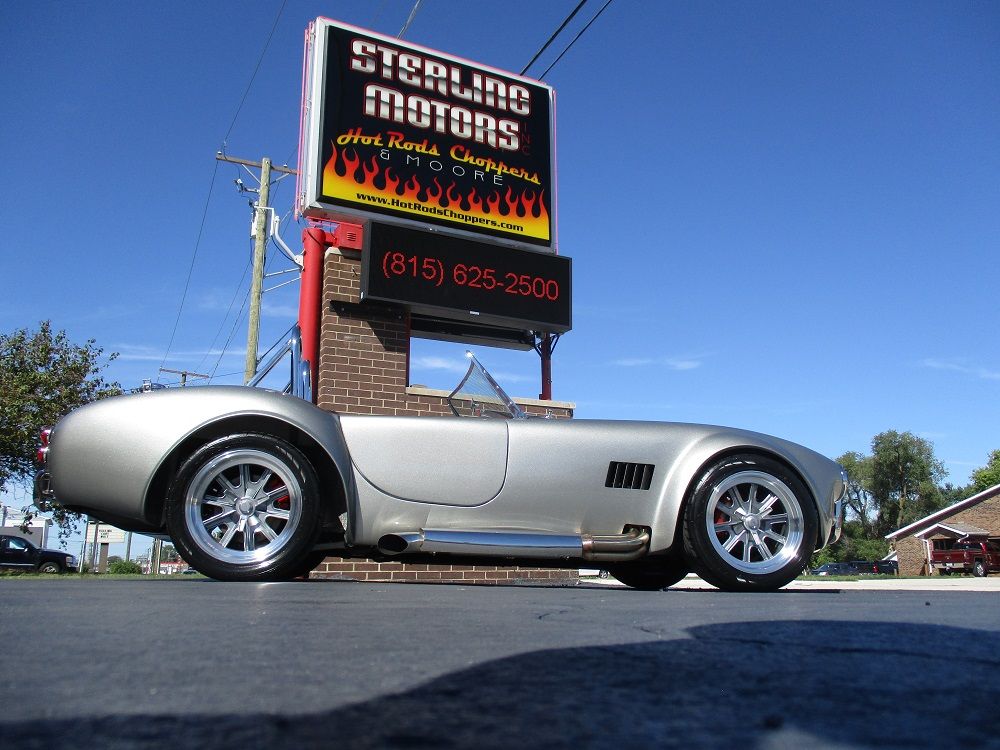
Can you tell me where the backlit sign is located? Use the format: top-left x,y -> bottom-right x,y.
361,224 -> 571,332
299,18 -> 557,250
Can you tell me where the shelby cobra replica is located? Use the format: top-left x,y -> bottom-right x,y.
36,353 -> 845,591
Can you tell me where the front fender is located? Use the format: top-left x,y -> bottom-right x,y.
49,387 -> 356,530
648,428 -> 844,553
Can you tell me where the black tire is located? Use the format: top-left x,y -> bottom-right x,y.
939,569 -> 951,576
167,433 -> 321,582
972,559 -> 988,578
38,561 -> 62,574
607,554 -> 689,591
683,454 -> 818,592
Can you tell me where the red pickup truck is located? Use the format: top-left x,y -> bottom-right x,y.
930,539 -> 1000,577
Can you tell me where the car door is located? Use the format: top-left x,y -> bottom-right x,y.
0,536 -> 37,569
339,415 -> 508,506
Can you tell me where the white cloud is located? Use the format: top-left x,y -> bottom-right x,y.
613,357 -> 655,367
410,355 -> 469,374
262,303 -> 298,319
114,344 -> 243,362
921,358 -> 1000,381
612,355 -> 705,371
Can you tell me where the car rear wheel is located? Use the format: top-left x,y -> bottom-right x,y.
607,554 -> 689,591
167,434 -> 321,582
38,561 -> 62,574
973,560 -> 988,577
683,454 -> 817,592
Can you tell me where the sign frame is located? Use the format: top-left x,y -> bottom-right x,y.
298,17 -> 558,253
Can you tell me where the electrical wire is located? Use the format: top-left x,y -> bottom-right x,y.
397,0 -> 423,38
222,0 -> 288,146
195,257 -> 252,375
157,159 -> 220,382
370,0 -> 390,29
537,0 -> 615,80
209,281 -> 252,382
160,0 -> 287,381
520,0 -> 589,76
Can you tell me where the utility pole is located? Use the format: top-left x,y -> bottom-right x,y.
158,367 -> 209,387
246,156 -> 272,383
214,154 -> 298,383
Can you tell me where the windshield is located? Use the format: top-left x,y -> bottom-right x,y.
447,353 -> 528,419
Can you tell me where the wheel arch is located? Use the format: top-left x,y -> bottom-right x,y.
142,414 -> 351,533
659,445 -> 825,553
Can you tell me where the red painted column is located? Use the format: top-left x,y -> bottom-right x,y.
299,228 -> 326,401
539,332 -> 553,401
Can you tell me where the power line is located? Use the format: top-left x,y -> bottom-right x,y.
222,0 -> 288,146
538,0 -> 615,80
160,0 -> 288,378
157,159 -> 221,381
195,257 -> 252,374
398,0 -> 424,38
520,0 -> 589,76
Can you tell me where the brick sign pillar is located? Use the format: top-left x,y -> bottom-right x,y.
311,244 -> 576,583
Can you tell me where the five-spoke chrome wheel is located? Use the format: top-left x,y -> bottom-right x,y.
684,454 -> 817,591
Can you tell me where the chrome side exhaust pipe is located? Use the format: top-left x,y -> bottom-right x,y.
377,527 -> 650,562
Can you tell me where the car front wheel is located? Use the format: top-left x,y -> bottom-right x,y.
167,434 -> 321,582
38,561 -> 62,574
683,454 -> 817,592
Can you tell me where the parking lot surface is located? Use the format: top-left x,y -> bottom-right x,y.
2,577 -> 998,749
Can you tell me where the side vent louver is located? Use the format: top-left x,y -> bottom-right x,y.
605,462 -> 655,490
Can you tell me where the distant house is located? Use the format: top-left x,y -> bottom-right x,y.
0,506 -> 52,548
885,484 -> 1000,575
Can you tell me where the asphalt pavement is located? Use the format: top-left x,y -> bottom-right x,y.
2,576 -> 998,749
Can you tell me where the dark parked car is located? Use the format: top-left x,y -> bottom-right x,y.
810,562 -> 856,576
0,534 -> 77,573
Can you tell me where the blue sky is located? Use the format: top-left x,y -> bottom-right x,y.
2,1 -> 998,552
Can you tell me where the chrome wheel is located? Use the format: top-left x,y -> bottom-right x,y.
706,470 -> 805,576
184,448 -> 303,565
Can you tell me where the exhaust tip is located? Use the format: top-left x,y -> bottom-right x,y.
378,533 -> 420,555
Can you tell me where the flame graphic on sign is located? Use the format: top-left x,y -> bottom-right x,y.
322,145 -> 550,240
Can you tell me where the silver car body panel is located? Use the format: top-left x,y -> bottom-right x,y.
46,386 -> 845,557
342,416 -> 843,552
47,387 -> 356,526
339,416 -> 507,506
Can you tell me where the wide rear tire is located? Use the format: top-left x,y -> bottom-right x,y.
167,434 -> 321,582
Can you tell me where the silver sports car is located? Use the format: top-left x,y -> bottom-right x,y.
36,354 -> 845,591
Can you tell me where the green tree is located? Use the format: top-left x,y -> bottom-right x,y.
837,450 -> 878,538
0,321 -> 120,535
869,430 -> 947,535
970,449 -> 1000,493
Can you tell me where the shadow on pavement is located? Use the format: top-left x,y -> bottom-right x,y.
4,620 -> 998,749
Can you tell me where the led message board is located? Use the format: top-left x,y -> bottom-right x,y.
299,18 -> 557,251
361,224 -> 571,333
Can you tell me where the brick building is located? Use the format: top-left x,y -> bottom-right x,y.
885,484 -> 1000,576
308,244 -> 576,583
